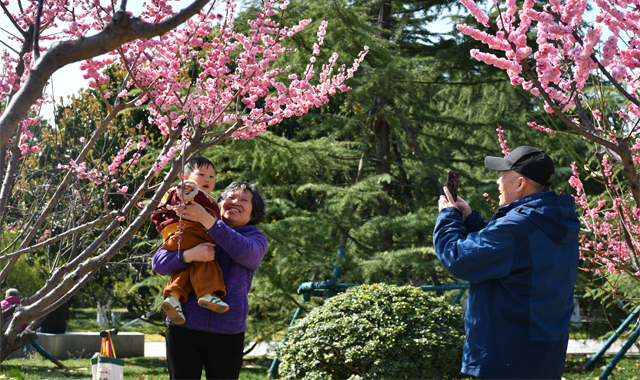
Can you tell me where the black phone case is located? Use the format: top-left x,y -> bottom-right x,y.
446,171 -> 459,201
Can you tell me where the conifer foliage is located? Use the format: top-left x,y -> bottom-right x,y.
217,0 -> 577,343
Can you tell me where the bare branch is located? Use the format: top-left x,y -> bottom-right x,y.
0,40 -> 19,55
33,0 -> 44,60
0,212 -> 118,264
0,2 -> 27,37
0,146 -> 22,231
1,305 -> 16,320
0,101 -> 130,285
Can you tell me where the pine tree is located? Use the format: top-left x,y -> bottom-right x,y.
209,0 -> 589,342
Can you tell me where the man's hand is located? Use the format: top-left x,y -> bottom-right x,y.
183,242 -> 216,263
438,187 -> 472,220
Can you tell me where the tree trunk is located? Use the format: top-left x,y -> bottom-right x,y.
371,0 -> 394,249
373,108 -> 394,248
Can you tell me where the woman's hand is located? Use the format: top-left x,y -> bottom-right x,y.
177,201 -> 216,229
183,242 -> 216,263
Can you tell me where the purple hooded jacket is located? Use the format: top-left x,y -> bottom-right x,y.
152,219 -> 268,334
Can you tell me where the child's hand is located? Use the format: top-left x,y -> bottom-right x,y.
177,180 -> 198,201
183,183 -> 194,193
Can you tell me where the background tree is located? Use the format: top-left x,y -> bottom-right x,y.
211,0 -> 588,343
0,0 -> 366,361
456,0 -> 640,305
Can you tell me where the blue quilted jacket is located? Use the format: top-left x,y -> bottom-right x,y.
433,191 -> 580,379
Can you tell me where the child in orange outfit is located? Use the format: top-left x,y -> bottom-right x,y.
152,157 -> 228,325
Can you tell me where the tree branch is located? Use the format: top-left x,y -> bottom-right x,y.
0,0 -> 211,151
519,59 -> 619,152
0,99 -> 129,285
0,212 -> 118,264
596,152 -> 640,272
0,2 -> 27,37
33,0 -> 44,60
19,133 -> 186,324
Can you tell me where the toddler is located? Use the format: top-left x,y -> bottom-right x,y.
152,157 -> 228,325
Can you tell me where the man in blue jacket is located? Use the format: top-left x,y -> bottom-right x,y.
433,146 -> 580,379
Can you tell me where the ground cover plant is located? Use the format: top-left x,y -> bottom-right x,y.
3,353 -> 640,379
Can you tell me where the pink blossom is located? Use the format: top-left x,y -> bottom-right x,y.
496,126 -> 510,155
459,0 -> 490,27
527,122 -> 556,134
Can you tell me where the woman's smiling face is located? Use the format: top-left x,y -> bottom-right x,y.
220,189 -> 253,227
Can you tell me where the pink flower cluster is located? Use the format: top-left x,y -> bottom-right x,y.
569,162 -> 640,276
37,229 -> 51,243
496,126 -> 509,156
81,58 -> 116,90
2,0 -> 368,217
457,0 -> 640,123
526,122 -> 556,134
459,0 -> 640,279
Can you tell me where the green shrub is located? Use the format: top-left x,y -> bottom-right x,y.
3,256 -> 46,296
277,283 -> 465,379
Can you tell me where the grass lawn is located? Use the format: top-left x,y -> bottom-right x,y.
7,306 -> 269,378
18,307 -> 640,379
563,355 -> 640,379
0,356 -> 270,379
2,354 -> 640,379
66,308 -> 167,336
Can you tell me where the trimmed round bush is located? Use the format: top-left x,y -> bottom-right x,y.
277,283 -> 465,379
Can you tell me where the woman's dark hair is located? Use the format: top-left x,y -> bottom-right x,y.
184,156 -> 215,176
217,181 -> 268,225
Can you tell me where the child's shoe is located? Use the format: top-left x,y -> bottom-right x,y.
198,293 -> 229,313
162,296 -> 186,325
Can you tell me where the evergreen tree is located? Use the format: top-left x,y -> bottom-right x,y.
205,0 -> 589,343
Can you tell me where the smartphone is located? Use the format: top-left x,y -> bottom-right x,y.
446,171 -> 460,201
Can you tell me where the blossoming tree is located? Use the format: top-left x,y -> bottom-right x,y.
0,0 -> 367,360
457,0 -> 640,295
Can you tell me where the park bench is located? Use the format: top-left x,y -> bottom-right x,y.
7,331 -> 144,360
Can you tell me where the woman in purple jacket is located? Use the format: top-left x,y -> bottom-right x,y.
152,181 -> 268,380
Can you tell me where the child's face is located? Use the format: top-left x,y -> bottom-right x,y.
186,164 -> 216,193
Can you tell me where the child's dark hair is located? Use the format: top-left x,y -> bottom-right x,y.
184,156 -> 215,175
